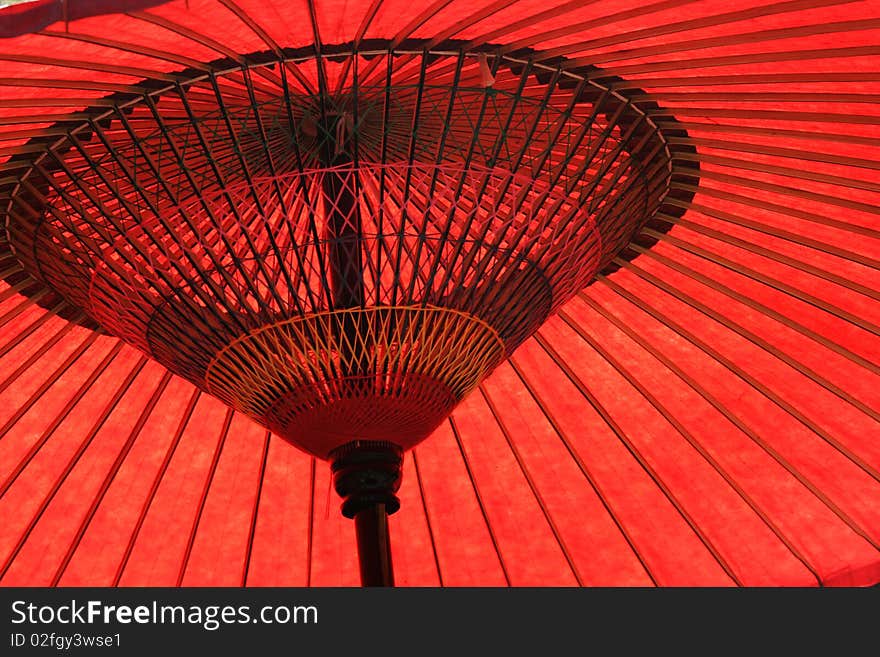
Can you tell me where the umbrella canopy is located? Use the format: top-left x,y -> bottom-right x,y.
0,0 -> 878,587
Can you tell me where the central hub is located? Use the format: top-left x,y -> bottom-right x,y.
3,44 -> 678,458
205,306 -> 504,456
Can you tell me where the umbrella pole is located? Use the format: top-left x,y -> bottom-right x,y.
331,441 -> 404,587
319,112 -> 403,587
354,504 -> 395,586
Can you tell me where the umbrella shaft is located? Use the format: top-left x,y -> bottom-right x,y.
355,504 -> 395,587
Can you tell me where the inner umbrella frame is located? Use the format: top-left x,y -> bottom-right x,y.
0,41 -> 699,585
0,41 -> 698,328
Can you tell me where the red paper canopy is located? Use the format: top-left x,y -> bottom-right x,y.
0,0 -> 878,587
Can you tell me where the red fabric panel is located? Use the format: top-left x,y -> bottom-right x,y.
511,338 -> 736,585
179,412 -> 266,586
1,352 -> 157,585
581,278 -> 880,585
483,362 -> 656,586
389,455 -> 443,586
115,395 -> 230,585
0,0 -> 169,38
58,375 -> 199,585
244,439 -> 313,586
411,422 -> 509,586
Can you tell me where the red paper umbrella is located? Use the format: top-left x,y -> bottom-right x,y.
0,0 -> 878,587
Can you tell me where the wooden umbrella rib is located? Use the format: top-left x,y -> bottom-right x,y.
328,0 -> 383,93
305,0 -> 327,98
136,93 -> 268,320
41,125 -> 225,313
0,346 -> 144,582
0,301 -> 71,362
533,330 -> 744,586
0,340 -> 126,499
305,456 -> 315,588
38,29 -> 213,72
466,66 -> 641,284
672,151 -> 880,194
410,448 -> 445,586
668,136 -> 880,171
390,0 -> 456,50
671,180 -> 880,239
215,0 -> 317,94
112,387 -> 201,586
615,72 -> 880,89
629,244 -> 880,416
497,0 -> 705,54
51,369 -> 174,586
0,78 -> 143,93
462,0 -> 603,49
241,430 -> 271,587
0,98 -> 118,109
236,67 -> 312,315
0,322 -> 84,400
175,74 -> 291,314
664,198 -> 880,268
671,169 -> 880,227
573,46 -> 880,78
0,113 -> 91,126
126,10 -> 285,89
649,106 -> 880,125
555,304 -> 823,586
447,415 -> 513,586
218,0 -> 283,57
416,56 -> 534,304
606,260 -> 880,487
646,223 -> 880,336
413,59 -> 476,283
353,0 -> 385,44
37,135 -> 244,332
175,407 -> 235,587
99,114 -> 249,302
0,255 -> 18,273
388,55 -> 431,308
477,384 -> 586,586
594,275 -> 880,555
0,277 -> 36,303
424,0 -> 515,49
528,0 -> 861,60
0,291 -> 57,332
646,228 -> 880,379
0,52 -> 178,81
638,92 -> 880,103
507,356 -> 660,586
127,10 -> 248,66
422,59 -> 555,302
585,17 -> 880,66
643,228 -> 880,328
0,126 -> 86,142
654,213 -> 880,303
